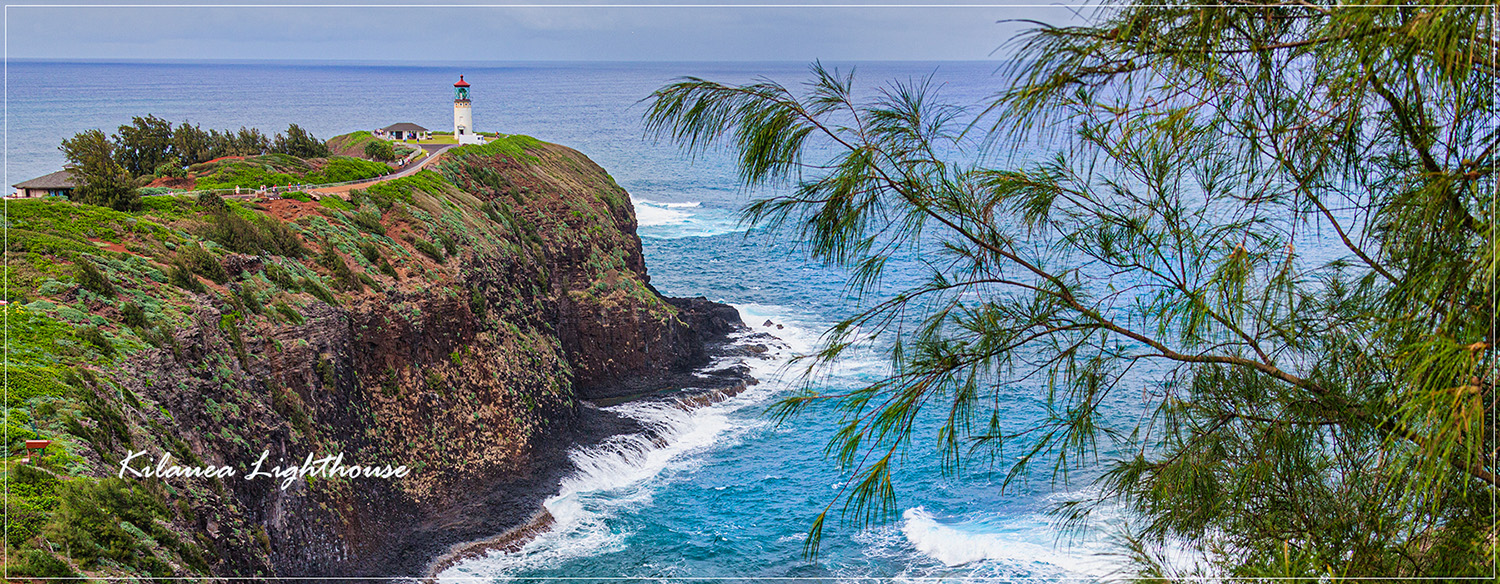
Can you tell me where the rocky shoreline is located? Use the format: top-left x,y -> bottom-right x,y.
414,308 -> 774,580
394,401 -> 647,580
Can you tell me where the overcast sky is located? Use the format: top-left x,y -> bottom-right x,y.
4,2 -> 1093,62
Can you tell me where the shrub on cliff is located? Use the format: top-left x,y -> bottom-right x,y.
319,243 -> 364,292
272,300 -> 304,324
201,206 -> 308,258
413,237 -> 443,263
168,262 -> 204,293
437,232 -> 459,257
259,214 -> 310,257
206,211 -> 265,254
177,245 -> 227,284
76,326 -> 115,359
7,549 -> 76,578
263,261 -> 294,288
358,241 -> 381,263
359,241 -> 400,280
349,208 -> 386,235
45,478 -> 173,574
232,282 -> 264,315
74,259 -> 115,297
299,277 -> 337,305
5,464 -> 59,548
196,191 -> 228,213
120,302 -> 148,329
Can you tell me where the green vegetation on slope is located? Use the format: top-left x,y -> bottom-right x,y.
326,130 -> 380,156
191,154 -> 390,190
443,134 -> 541,164
3,136 -> 677,579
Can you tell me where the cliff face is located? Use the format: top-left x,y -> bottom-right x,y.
1,136 -> 742,579
437,142 -> 743,399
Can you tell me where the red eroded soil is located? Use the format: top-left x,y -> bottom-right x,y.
146,176 -> 196,189
260,198 -> 328,222
87,238 -> 131,254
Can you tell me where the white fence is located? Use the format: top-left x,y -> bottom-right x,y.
152,146 -> 445,200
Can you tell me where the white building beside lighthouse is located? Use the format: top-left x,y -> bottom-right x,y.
453,75 -> 482,145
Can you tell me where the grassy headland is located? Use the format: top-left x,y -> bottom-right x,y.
3,133 -> 699,579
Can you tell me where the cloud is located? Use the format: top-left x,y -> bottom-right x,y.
5,4 -> 1086,62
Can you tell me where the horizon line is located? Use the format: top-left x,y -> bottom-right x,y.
6,57 -> 1016,65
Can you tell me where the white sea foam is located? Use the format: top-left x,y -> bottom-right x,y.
632,198 -> 695,227
630,196 -> 747,239
888,501 -> 1116,576
439,401 -> 752,580
635,198 -> 702,208
735,303 -> 891,384
439,305 -> 812,581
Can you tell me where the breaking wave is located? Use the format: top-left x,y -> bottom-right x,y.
631,197 -> 746,239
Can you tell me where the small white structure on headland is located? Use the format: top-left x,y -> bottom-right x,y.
377,123 -> 430,141
453,75 -> 483,145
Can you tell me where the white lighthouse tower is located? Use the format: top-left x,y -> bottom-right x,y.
453,75 -> 481,145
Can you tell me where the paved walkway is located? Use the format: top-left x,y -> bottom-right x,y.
309,144 -> 454,196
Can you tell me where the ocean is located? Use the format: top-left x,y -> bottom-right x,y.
7,60 -> 1125,580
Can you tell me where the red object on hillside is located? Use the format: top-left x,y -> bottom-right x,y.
25,440 -> 50,451
454,75 -> 470,87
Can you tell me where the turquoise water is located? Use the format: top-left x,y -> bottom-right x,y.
8,60 -> 1125,579
435,300 -> 1125,581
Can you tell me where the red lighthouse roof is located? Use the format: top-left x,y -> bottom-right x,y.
454,75 -> 470,88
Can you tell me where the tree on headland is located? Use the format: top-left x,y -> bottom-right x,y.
227,127 -> 271,158
62,119 -> 328,192
363,139 -> 396,162
172,122 -> 216,166
59,129 -> 138,211
646,1 -> 1494,576
112,115 -> 175,177
272,124 -> 329,159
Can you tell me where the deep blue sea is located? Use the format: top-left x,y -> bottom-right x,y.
7,61 -> 1131,580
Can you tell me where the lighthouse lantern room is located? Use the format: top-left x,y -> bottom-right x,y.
453,75 -> 481,145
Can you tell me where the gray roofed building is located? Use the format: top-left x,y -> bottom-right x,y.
381,122 -> 429,133
11,169 -> 77,199
378,123 -> 431,141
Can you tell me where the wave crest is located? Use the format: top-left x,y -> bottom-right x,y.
631,197 -> 746,239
